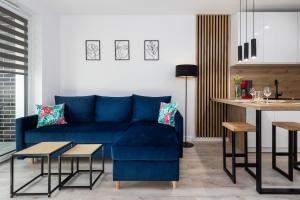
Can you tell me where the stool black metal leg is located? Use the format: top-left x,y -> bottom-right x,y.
272,125 -> 276,169
223,127 -> 227,170
232,132 -> 236,184
244,132 -> 248,170
288,131 -> 294,181
294,131 -> 299,169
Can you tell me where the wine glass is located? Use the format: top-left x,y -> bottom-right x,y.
249,87 -> 255,102
264,87 -> 272,104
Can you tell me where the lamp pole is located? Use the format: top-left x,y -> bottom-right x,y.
184,76 -> 193,148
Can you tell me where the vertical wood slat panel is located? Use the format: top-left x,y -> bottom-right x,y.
197,15 -> 229,138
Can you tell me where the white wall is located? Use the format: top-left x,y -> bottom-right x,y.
59,15 -> 197,139
27,11 -> 61,114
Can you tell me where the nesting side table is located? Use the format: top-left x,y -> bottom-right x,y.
10,141 -> 71,197
58,144 -> 104,190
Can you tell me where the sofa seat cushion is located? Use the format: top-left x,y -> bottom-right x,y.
25,122 -> 130,144
112,122 -> 179,161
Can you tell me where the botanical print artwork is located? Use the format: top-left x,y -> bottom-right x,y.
36,104 -> 66,128
86,40 -> 100,60
144,40 -> 159,60
115,40 -> 130,60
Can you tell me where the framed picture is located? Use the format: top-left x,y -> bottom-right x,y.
144,40 -> 159,60
86,40 -> 100,60
115,40 -> 130,60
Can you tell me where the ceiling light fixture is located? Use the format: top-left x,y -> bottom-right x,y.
238,0 -> 243,62
251,0 -> 256,59
244,0 -> 249,61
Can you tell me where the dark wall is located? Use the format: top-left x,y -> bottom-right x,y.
0,70 -> 16,142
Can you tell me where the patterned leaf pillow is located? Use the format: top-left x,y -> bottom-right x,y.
36,104 -> 67,128
158,102 -> 177,127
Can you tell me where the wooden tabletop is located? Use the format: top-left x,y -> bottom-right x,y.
61,144 -> 102,157
212,98 -> 300,111
14,142 -> 71,156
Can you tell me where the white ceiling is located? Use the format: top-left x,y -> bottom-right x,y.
11,0 -> 300,15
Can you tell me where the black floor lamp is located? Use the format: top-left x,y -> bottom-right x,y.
175,64 -> 198,148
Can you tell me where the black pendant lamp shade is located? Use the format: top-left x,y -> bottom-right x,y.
244,42 -> 249,60
238,45 -> 243,62
176,64 -> 198,78
251,38 -> 256,58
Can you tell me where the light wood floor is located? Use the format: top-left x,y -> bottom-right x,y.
0,142 -> 300,200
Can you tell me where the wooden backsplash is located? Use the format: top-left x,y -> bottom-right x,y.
230,64 -> 300,99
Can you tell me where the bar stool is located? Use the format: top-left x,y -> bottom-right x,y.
272,122 -> 300,181
222,122 -> 256,184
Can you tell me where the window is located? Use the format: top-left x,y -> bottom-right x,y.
0,5 -> 28,158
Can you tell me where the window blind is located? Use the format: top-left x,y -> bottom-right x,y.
0,6 -> 28,74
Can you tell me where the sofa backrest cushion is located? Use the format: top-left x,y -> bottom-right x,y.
55,95 -> 95,122
132,94 -> 171,122
95,96 -> 132,122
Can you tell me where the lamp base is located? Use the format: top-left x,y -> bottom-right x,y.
183,142 -> 194,148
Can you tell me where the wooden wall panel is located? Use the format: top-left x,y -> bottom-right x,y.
197,15 -> 229,138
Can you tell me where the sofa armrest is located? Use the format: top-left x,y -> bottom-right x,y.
175,111 -> 183,157
16,115 -> 38,151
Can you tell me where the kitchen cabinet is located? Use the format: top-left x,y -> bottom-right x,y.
232,12 -> 299,65
298,12 -> 300,63
263,12 -> 298,63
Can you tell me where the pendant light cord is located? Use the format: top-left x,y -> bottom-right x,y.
253,0 -> 254,37
239,0 -> 241,45
245,0 -> 247,41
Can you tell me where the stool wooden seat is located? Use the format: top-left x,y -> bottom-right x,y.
222,122 -> 256,184
272,122 -> 300,181
272,122 -> 300,131
222,122 -> 256,132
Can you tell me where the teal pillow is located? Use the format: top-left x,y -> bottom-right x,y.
158,102 -> 177,127
36,104 -> 66,128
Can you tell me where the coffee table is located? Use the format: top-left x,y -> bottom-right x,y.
58,144 -> 104,190
10,141 -> 71,197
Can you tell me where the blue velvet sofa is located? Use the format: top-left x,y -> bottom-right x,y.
16,94 -> 183,186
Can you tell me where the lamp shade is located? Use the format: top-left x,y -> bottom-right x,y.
175,64 -> 198,78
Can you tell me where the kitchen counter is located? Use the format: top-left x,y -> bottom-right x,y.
212,98 -> 300,111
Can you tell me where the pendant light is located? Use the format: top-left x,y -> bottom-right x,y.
238,0 -> 243,62
244,0 -> 249,61
251,0 -> 256,58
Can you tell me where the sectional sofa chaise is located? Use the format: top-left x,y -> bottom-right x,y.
16,95 -> 183,187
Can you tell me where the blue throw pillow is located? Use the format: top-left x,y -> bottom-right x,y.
132,94 -> 171,122
55,95 -> 95,122
95,96 -> 132,122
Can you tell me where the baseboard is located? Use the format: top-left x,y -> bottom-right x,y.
193,137 -> 223,142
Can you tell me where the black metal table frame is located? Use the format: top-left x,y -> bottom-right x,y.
10,142 -> 71,198
58,144 -> 104,190
256,110 -> 300,194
